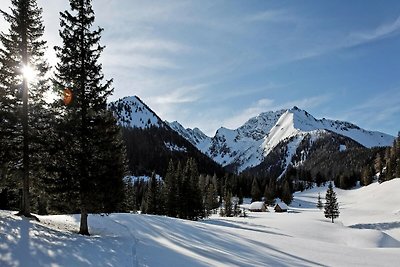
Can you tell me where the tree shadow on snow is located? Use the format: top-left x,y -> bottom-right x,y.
0,215 -> 132,267
130,215 -> 324,267
349,221 -> 400,231
201,219 -> 291,237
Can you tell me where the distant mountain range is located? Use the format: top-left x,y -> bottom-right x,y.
110,95 -> 394,177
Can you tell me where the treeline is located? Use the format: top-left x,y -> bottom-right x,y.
244,131 -> 400,190
365,133 -> 400,184
124,158 -> 218,220
122,126 -> 224,177
122,162 -> 296,218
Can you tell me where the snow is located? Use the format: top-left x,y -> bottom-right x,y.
167,121 -> 212,154
2,178 -> 400,266
170,106 -> 394,173
164,142 -> 187,153
249,201 -> 267,211
109,96 -> 164,129
340,144 -> 347,152
274,201 -> 288,210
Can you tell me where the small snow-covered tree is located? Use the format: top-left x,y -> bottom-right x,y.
324,182 -> 339,223
316,193 -> 323,210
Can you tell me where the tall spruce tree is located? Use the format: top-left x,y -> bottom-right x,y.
164,159 -> 178,217
145,172 -> 160,215
264,179 -> 276,206
251,177 -> 261,202
0,0 -> 50,217
324,181 -> 339,223
188,158 -> 204,220
53,0 -> 124,235
281,180 -> 293,205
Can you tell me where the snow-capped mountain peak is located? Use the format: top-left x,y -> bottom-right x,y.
167,121 -> 211,153
109,95 -> 394,174
170,105 -> 394,172
108,96 -> 165,129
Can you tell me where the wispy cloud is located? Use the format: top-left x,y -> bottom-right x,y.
104,53 -> 179,70
348,15 -> 400,46
245,9 -> 295,23
335,88 -> 400,134
290,15 -> 400,63
107,38 -> 191,54
151,83 -> 207,105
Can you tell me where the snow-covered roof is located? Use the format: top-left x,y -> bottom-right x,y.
249,201 -> 267,210
275,201 -> 288,210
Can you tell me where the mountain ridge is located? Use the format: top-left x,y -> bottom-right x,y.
110,95 -> 395,174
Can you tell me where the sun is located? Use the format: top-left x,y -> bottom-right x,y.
21,64 -> 37,81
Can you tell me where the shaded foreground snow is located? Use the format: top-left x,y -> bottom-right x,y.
1,179 -> 400,266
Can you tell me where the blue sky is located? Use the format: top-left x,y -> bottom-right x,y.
1,1 -> 399,136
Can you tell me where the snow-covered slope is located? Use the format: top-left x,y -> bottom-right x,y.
263,107 -> 393,152
108,96 -> 165,129
109,96 -> 394,173
2,178 -> 399,266
171,106 -> 394,172
168,121 -> 212,153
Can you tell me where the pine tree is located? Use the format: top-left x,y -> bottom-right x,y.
175,161 -> 184,218
251,177 -> 261,202
316,192 -> 323,210
383,147 -> 392,182
324,182 -> 339,223
224,189 -> 233,217
374,153 -> 383,180
361,166 -> 373,186
0,0 -> 50,218
185,158 -> 204,220
124,178 -> 136,212
204,182 -> 218,217
264,179 -> 276,206
90,111 -> 127,213
281,180 -> 293,205
145,172 -> 159,215
164,159 -> 178,217
396,132 -> 400,178
53,0 -> 121,235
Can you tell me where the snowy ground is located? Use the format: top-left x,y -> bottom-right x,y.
1,179 -> 400,266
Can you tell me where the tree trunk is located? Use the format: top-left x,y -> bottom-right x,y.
20,10 -> 31,217
331,216 -> 334,223
79,207 -> 90,235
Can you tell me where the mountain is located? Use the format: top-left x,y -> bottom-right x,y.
108,95 -> 165,129
170,106 -> 394,175
108,96 -> 223,177
110,95 -> 394,179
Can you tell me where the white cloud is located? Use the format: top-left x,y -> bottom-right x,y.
245,9 -> 294,23
151,84 -> 206,105
107,38 -> 190,54
348,15 -> 400,45
335,89 -> 400,135
104,53 -> 179,70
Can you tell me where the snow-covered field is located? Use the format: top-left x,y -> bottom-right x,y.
1,179 -> 400,266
